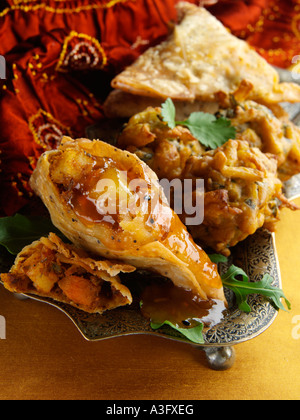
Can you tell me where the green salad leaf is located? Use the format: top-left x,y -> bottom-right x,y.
221,265 -> 291,313
208,253 -> 228,264
150,320 -> 204,344
148,255 -> 290,344
0,213 -> 66,255
161,98 -> 236,149
161,97 -> 177,129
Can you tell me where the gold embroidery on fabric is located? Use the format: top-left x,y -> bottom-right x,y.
12,0 -> 87,3
28,109 -> 72,150
56,31 -> 107,72
0,0 -> 133,18
292,14 -> 300,39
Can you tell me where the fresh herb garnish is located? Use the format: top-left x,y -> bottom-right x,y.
161,97 -> 177,129
208,253 -> 228,264
161,98 -> 236,149
150,320 -> 204,344
149,258 -> 291,344
0,213 -> 66,255
221,265 -> 291,313
209,253 -> 291,313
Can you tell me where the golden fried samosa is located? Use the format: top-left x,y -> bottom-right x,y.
103,89 -> 220,120
1,232 -> 134,313
30,136 -> 225,302
111,2 -> 300,105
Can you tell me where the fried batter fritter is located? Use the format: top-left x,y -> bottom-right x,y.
117,106 -> 298,255
226,100 -> 300,181
117,107 -> 204,180
181,139 -> 297,255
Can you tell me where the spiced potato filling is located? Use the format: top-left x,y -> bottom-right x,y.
1,233 -> 134,314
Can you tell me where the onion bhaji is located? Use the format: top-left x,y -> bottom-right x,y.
224,100 -> 300,181
117,106 -> 299,255
182,139 -> 297,255
117,107 -> 205,180
118,103 -> 300,182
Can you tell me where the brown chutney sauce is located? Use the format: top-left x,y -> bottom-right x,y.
140,279 -> 227,329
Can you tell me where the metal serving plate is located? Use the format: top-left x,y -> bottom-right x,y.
9,226 -> 282,348
0,221 -> 292,370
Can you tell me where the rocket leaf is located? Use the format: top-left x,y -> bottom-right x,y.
150,320 -> 204,344
0,213 -> 66,255
221,264 -> 291,313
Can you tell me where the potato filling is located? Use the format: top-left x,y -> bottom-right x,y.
21,243 -> 109,310
1,233 -> 134,314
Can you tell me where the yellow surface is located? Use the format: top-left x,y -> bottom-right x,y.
0,198 -> 299,400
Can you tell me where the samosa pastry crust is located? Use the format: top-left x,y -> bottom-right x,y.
1,233 -> 134,314
103,89 -> 220,120
30,136 -> 225,303
111,2 -> 300,105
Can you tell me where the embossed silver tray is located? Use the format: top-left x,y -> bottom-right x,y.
12,226 -> 282,348
0,224 -> 290,370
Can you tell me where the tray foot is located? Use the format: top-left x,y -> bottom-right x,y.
203,346 -> 236,370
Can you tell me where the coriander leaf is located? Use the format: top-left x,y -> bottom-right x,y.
179,112 -> 236,149
208,253 -> 228,264
160,98 -> 236,149
161,97 -> 176,129
221,265 -> 291,313
0,213 -> 66,255
151,320 -> 204,344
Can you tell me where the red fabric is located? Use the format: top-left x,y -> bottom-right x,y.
207,0 -> 300,68
0,0 -> 190,215
0,0 -> 299,215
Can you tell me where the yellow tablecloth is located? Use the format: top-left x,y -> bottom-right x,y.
0,198 -> 299,400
